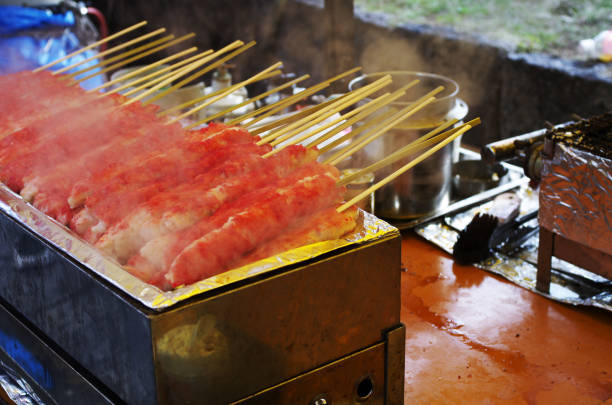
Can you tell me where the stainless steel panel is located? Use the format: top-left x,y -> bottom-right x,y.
0,303 -> 116,404
152,235 -> 402,404
384,325 -> 406,405
233,343 -> 387,404
0,211 -> 157,404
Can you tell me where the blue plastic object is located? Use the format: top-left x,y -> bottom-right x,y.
0,5 -> 103,90
0,5 -> 74,35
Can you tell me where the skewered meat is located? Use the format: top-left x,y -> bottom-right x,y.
165,163 -> 342,287
19,103 -> 193,204
98,144 -> 316,263
0,70 -> 359,290
0,96 -> 177,193
71,126 -> 257,211
126,162 -> 343,287
234,205 -> 358,267
65,123 -> 224,209
0,71 -> 102,139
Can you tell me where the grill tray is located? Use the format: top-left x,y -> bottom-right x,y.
0,187 -> 402,404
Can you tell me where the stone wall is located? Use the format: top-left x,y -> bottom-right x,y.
279,0 -> 612,146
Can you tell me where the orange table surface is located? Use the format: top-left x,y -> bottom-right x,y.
401,231 -> 612,404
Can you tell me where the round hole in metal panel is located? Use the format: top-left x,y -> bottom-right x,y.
355,375 -> 375,401
311,394 -> 330,405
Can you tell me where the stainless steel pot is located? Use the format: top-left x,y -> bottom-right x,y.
347,71 -> 468,219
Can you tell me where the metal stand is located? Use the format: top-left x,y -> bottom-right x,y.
536,227 -> 612,293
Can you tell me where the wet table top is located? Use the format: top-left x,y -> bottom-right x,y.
400,231 -> 612,404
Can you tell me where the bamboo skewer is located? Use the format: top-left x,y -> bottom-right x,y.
306,79 -> 422,149
116,62 -> 199,98
230,67 -> 361,127
324,98 -> 434,166
90,47 -> 201,93
264,90 -> 402,157
53,28 -> 167,75
337,124 -> 474,213
186,74 -> 309,124
241,83 -> 330,129
359,118 -> 460,172
160,67 -> 281,117
259,75 -> 392,148
323,86 -> 445,165
323,66 -> 362,82
236,82 -> 331,130
73,33 -> 196,84
161,67 -> 283,118
145,41 -> 255,105
175,69 -> 283,126
338,117 -> 481,187
252,71 -> 284,85
290,81 -> 418,151
268,76 -> 393,144
165,62 -> 283,124
227,67 -> 362,129
248,98 -> 339,136
367,117 -> 479,171
305,93 -> 399,149
245,68 -> 363,129
180,74 -> 309,128
140,40 -> 248,105
316,108 -> 397,155
256,70 -> 284,81
67,34 -> 177,84
337,119 -> 458,185
117,50 -> 224,98
120,55 -> 216,106
64,34 -> 176,80
257,75 -> 390,145
252,99 -> 339,134
273,87 -> 403,146
120,40 -> 245,106
33,21 -> 148,72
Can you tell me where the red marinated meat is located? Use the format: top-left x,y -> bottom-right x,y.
232,205 -> 358,268
124,162 -> 342,287
70,140 -> 271,241
99,145 -> 316,263
0,96 -> 174,192
164,163 -> 343,286
67,122 -> 229,208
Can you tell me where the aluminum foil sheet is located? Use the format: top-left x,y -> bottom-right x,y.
415,184 -> 612,312
0,185 -> 398,311
0,358 -> 44,405
539,143 -> 612,256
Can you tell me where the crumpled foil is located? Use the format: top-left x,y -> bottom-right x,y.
539,143 -> 612,256
0,358 -> 44,405
415,184 -> 612,312
0,186 -> 398,311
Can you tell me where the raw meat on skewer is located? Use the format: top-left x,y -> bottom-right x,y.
233,205 -> 358,267
70,132 -> 271,241
0,66 -> 380,291
125,162 -> 343,287
66,122 -> 230,209
165,163 -> 343,287
98,145 -> 317,263
0,71 -> 100,139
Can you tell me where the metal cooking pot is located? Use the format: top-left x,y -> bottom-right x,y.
347,71 -> 468,219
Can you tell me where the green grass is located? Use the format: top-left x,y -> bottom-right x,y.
355,0 -> 612,58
